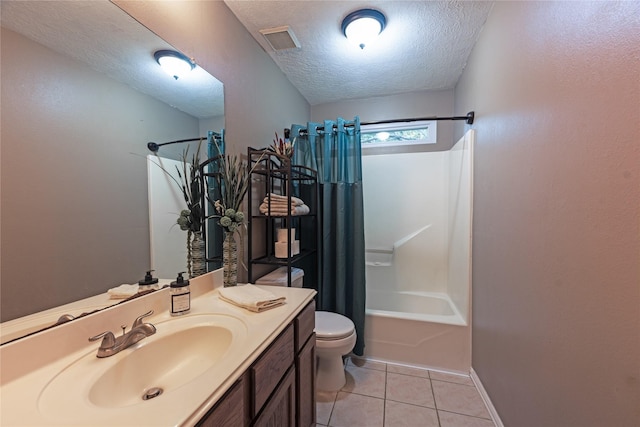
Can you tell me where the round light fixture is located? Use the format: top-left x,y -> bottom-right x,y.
341,9 -> 386,49
153,49 -> 195,80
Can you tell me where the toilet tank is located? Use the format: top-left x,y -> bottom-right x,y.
255,267 -> 304,288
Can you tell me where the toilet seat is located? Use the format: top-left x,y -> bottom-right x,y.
315,311 -> 355,340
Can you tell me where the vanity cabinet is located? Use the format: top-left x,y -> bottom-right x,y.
196,300 -> 316,427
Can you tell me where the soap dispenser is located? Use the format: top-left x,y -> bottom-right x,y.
170,272 -> 190,316
138,270 -> 159,291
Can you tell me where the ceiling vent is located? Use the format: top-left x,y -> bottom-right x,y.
259,26 -> 301,51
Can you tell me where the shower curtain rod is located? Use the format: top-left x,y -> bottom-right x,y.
147,133 -> 221,153
296,111 -> 475,135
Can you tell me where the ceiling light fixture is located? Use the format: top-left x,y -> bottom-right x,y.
341,8 -> 386,49
154,49 -> 195,80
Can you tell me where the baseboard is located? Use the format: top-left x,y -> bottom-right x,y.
470,367 -> 504,427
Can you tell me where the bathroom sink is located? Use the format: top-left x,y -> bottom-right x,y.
37,314 -> 248,420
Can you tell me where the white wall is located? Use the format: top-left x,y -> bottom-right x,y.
455,2 -> 640,426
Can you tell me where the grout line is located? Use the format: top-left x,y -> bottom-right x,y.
325,391 -> 337,427
437,408 -> 494,421
430,378 -> 442,427
384,397 -> 437,410
382,363 -> 387,426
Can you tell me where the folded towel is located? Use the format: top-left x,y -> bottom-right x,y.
218,284 -> 286,312
107,284 -> 139,299
259,203 -> 310,216
264,193 -> 304,206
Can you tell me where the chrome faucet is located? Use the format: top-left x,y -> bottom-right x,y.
88,310 -> 156,358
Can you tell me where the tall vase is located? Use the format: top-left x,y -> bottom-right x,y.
223,230 -> 238,287
190,231 -> 207,278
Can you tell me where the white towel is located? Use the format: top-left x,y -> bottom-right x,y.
259,203 -> 310,216
264,193 -> 305,206
218,284 -> 286,312
107,284 -> 139,299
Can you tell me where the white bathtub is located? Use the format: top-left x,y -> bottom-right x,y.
364,289 -> 471,373
366,289 -> 465,326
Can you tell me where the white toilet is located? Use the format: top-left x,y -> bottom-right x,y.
314,311 -> 357,392
254,268 -> 357,391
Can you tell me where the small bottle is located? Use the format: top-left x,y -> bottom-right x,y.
170,272 -> 190,316
138,270 -> 159,291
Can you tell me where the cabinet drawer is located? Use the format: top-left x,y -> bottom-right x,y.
295,300 -> 315,352
251,324 -> 294,415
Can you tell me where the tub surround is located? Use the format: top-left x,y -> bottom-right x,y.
0,270 -> 316,426
363,131 -> 474,373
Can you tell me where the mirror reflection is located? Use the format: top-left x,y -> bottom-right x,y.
0,0 -> 224,342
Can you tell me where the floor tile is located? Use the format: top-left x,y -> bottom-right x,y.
439,410 -> 496,427
430,370 -> 475,386
387,363 -> 430,379
329,391 -> 384,427
316,390 -> 337,426
342,364 -> 387,398
348,356 -> 387,371
384,400 -> 439,427
432,380 -> 491,419
385,372 -> 435,408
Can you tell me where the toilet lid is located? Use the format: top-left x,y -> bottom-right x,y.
315,311 -> 355,340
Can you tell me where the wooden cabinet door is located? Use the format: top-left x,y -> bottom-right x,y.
251,325 -> 294,416
253,367 -> 296,427
196,373 -> 249,427
296,333 -> 316,427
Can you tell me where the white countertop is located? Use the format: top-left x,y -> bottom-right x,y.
0,269 -> 316,426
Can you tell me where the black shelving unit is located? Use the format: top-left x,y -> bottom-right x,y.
247,148 -> 319,288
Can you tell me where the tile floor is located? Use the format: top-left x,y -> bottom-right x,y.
316,357 -> 496,427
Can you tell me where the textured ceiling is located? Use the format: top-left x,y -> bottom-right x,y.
225,1 -> 494,106
1,0 -> 224,119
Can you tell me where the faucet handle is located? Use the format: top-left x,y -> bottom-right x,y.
89,331 -> 116,348
132,310 -> 154,328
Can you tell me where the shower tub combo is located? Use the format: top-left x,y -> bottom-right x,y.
361,131 -> 473,373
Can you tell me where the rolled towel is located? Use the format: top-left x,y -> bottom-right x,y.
293,204 -> 310,215
218,284 -> 286,312
107,284 -> 139,299
264,193 -> 304,206
259,203 -> 310,216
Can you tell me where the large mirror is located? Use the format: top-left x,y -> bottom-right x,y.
0,0 -> 224,342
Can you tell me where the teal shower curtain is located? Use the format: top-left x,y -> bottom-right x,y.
291,117 -> 366,355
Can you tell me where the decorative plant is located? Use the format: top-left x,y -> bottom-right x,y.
207,140 -> 266,287
148,140 -> 203,233
208,141 -> 263,234
269,132 -> 296,159
175,141 -> 204,234
148,138 -> 205,277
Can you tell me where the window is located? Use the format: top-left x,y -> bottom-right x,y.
360,120 -> 437,148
